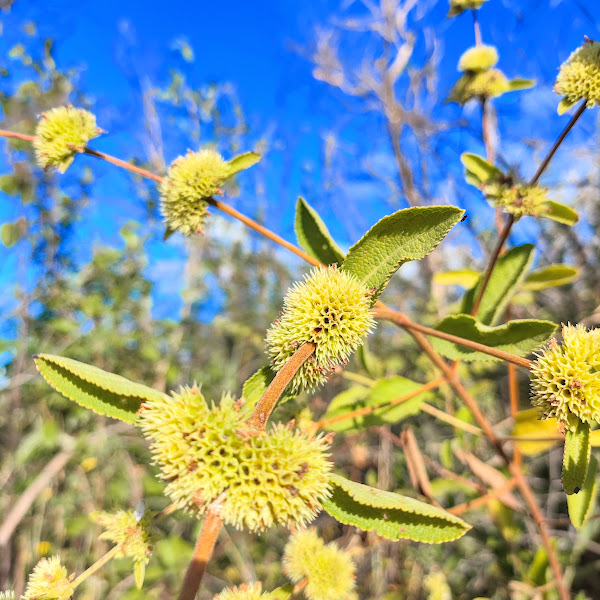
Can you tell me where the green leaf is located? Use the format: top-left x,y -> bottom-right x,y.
226,152 -> 261,177
294,197 -> 345,266
563,419 -> 591,495
542,200 -> 579,226
568,454 -> 598,529
507,78 -> 535,92
462,244 -> 535,325
557,97 -> 577,115
322,377 -> 430,432
34,354 -> 168,424
269,585 -> 293,600
342,206 -> 464,304
511,409 -> 560,456
430,315 -> 556,362
322,474 -> 471,543
460,153 -> 502,186
522,265 -> 578,291
1,220 -> 22,248
433,269 -> 480,289
134,561 -> 146,589
242,366 -> 294,409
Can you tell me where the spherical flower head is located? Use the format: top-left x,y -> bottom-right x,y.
139,386 -> 333,531
22,556 -> 74,600
90,509 -> 154,565
531,324 -> 600,432
160,148 -> 231,236
458,45 -> 498,73
214,582 -> 279,600
555,39 -> 600,108
34,106 -> 101,173
483,182 -> 548,218
266,266 -> 375,394
447,0 -> 488,18
283,530 -> 357,600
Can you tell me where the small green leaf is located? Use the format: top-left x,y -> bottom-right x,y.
342,206 -> 464,304
507,78 -> 535,92
433,269 -> 480,289
460,153 -> 502,186
542,201 -> 579,226
269,585 -> 293,600
34,354 -> 168,424
462,244 -> 535,325
357,342 -> 382,379
1,220 -> 23,248
226,152 -> 261,177
567,454 -> 598,529
522,265 -> 578,291
430,315 -> 556,362
134,561 -> 146,589
558,97 -> 577,115
322,377 -> 430,432
242,366 -> 294,409
322,474 -> 471,543
563,419 -> 591,495
294,197 -> 345,266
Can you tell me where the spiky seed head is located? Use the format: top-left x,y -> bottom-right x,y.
0,591 -> 15,600
266,266 -> 375,394
458,45 -> 499,73
22,556 -> 74,600
283,529 -> 357,600
555,39 -> 600,108
214,583 -> 280,600
530,324 -> 600,432
139,386 -> 333,531
159,148 -> 231,236
447,0 -> 489,18
90,509 -> 154,565
483,182 -> 548,218
448,69 -> 509,104
34,106 -> 101,173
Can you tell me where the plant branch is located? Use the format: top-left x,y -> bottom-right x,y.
71,545 -> 121,589
448,477 -> 517,516
84,147 -> 163,183
420,402 -> 482,435
0,129 -> 35,142
472,10 -> 482,46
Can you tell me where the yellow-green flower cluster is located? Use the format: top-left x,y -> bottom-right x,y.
22,556 -> 73,600
447,0 -> 489,18
483,182 -> 548,219
0,591 -> 15,600
139,386 -> 333,531
90,509 -> 153,566
531,324 -> 600,432
555,39 -> 600,110
214,583 -> 280,600
283,529 -> 357,600
34,106 -> 102,173
160,148 -> 231,236
458,45 -> 498,73
266,266 -> 375,393
448,69 -> 509,104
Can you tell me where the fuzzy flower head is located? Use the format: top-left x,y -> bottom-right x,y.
555,38 -> 600,109
458,45 -> 498,73
139,386 -> 333,531
22,556 -> 74,600
160,148 -> 231,236
483,182 -> 548,219
283,529 -> 357,600
214,583 -> 282,600
531,324 -> 600,432
447,0 -> 489,18
448,69 -> 509,104
90,509 -> 154,565
266,266 -> 375,394
0,592 -> 15,600
34,106 -> 101,173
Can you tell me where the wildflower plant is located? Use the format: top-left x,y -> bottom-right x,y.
22,556 -> 74,600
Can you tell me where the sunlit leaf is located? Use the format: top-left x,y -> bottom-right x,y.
522,265 -> 578,291
542,200 -> 578,226
568,454 -> 598,529
226,152 -> 261,177
563,419 -> 591,495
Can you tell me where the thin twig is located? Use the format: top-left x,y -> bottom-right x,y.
420,403 -> 482,435
0,129 -> 35,142
84,147 -> 163,183
71,545 -> 121,589
472,10 -> 482,46
448,477 -> 517,516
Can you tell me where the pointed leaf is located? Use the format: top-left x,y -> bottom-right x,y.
462,244 -> 535,325
294,197 -> 344,265
568,454 -> 598,529
558,97 -> 577,115
342,206 -> 464,304
430,315 -> 555,362
1,221 -> 22,248
507,78 -> 535,92
522,265 -> 578,291
511,409 -> 560,456
542,201 -> 578,226
34,354 -> 168,424
226,152 -> 261,177
563,419 -> 591,495
322,474 -> 471,543
433,269 -> 480,289
460,153 -> 502,186
134,561 -> 146,589
269,585 -> 293,600
242,366 -> 294,408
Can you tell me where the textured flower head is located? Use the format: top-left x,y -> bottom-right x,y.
447,0 -> 488,17
139,386 -> 333,531
0,591 -> 15,600
555,38 -> 600,109
34,106 -> 101,173
214,583 -> 279,600
266,266 -> 375,393
483,182 -> 548,219
530,324 -> 600,431
458,45 -> 498,73
448,69 -> 509,104
22,556 -> 74,600
90,509 -> 154,565
159,148 -> 231,236
283,529 -> 357,600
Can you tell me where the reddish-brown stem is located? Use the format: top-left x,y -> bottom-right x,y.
448,477 -> 517,516
177,508 -> 223,600
246,342 -> 317,431
84,147 -> 164,183
373,307 -> 532,369
0,129 -> 35,142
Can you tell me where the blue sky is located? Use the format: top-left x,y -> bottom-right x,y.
1,0 -> 599,320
